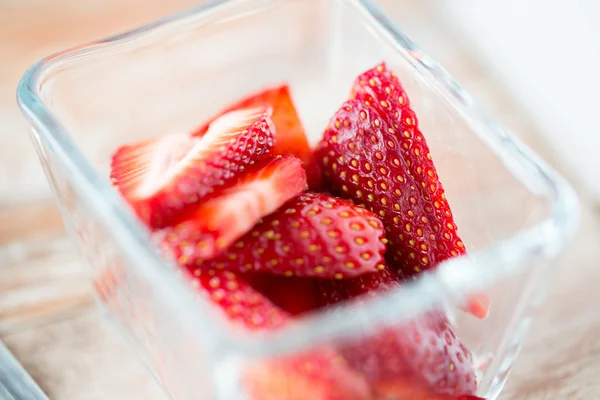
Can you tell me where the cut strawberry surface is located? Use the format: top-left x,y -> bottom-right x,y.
314,62 -> 488,318
185,267 -> 371,400
203,192 -> 387,279
157,156 -> 307,264
111,107 -> 275,228
195,85 -> 312,166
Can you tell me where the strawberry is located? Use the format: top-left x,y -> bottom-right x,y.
156,156 -> 307,263
195,85 -> 312,166
314,62 -> 488,318
111,107 -> 274,228
202,192 -> 387,279
319,266 -> 478,399
319,275 -> 478,399
185,267 -> 370,400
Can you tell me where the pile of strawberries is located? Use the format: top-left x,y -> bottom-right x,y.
110,63 -> 487,400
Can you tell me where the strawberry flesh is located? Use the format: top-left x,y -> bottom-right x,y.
195,85 -> 312,166
203,192 -> 387,279
111,107 -> 275,228
156,155 -> 307,263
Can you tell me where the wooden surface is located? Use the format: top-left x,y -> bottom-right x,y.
1,1 -> 599,399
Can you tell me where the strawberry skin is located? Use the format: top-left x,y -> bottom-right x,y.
203,192 -> 387,279
187,267 -> 288,330
185,267 -> 371,400
343,313 -> 478,399
195,85 -> 312,166
156,156 -> 307,263
319,274 -> 478,399
315,64 -> 464,278
314,62 -> 489,318
111,107 -> 274,228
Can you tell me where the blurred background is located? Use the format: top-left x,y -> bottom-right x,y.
1,0 -> 598,399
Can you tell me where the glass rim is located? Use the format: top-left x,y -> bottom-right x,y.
16,0 -> 580,356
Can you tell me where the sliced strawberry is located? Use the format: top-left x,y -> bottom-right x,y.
111,107 -> 275,228
314,62 -> 488,318
184,266 -> 370,400
195,85 -> 312,166
319,276 -> 478,399
203,192 -> 387,279
156,156 -> 307,263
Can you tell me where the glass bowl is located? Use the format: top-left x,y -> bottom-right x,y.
17,0 -> 579,399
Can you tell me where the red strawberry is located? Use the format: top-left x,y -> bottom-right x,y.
111,107 -> 275,228
185,267 -> 371,400
314,62 -> 488,318
203,192 -> 387,279
320,278 -> 477,399
343,313 -> 478,399
195,85 -> 312,166
156,156 -> 307,263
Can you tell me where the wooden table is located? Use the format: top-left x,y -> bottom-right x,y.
1,1 -> 599,399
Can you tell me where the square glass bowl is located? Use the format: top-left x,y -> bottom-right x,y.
17,0 -> 579,399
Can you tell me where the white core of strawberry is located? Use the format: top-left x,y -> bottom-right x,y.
133,107 -> 267,199
125,133 -> 197,199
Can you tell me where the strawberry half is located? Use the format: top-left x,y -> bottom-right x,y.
111,107 -> 274,228
156,156 -> 307,263
319,275 -> 478,399
185,267 -> 371,400
314,62 -> 488,318
203,192 -> 387,279
195,85 -> 312,166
